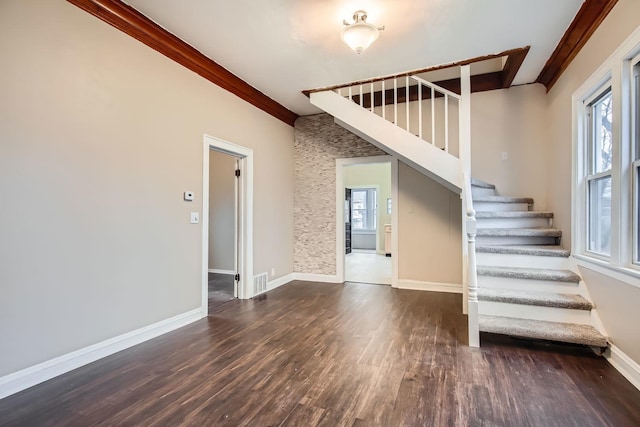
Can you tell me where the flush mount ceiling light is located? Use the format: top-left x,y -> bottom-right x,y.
341,10 -> 385,54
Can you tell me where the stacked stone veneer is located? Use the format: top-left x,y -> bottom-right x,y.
294,114 -> 385,275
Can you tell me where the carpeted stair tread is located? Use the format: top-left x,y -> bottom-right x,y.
475,211 -> 554,218
473,195 -> 534,204
476,245 -> 570,257
471,178 -> 495,189
478,288 -> 593,310
476,228 -> 562,237
477,265 -> 580,282
479,315 -> 608,347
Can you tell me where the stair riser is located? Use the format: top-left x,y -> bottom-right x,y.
478,276 -> 579,289
477,253 -> 571,269
478,280 -> 584,297
478,301 -> 592,325
476,236 -> 559,246
472,187 -> 496,197
476,217 -> 551,229
473,202 -> 531,212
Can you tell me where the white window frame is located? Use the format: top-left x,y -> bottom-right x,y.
584,85 -> 613,258
572,24 -> 640,288
350,187 -> 377,232
632,56 -> 640,265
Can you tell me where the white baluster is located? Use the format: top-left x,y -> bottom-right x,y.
431,87 -> 435,146
359,85 -> 363,107
394,78 -> 398,125
370,82 -> 374,113
444,94 -> 449,153
348,86 -> 352,103
382,80 -> 386,120
405,76 -> 410,132
418,81 -> 422,139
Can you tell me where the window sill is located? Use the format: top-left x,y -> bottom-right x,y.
352,230 -> 376,235
573,253 -> 640,290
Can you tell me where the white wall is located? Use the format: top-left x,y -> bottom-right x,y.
344,162 -> 392,252
208,150 -> 236,272
0,0 -> 294,377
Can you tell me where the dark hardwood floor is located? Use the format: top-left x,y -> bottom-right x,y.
1,281 -> 639,426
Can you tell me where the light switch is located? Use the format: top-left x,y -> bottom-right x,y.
190,212 -> 199,224
184,192 -> 194,201
501,151 -> 508,161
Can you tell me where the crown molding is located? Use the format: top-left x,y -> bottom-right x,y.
536,0 -> 619,91
67,0 -> 298,126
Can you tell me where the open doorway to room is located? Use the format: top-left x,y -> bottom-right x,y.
207,149 -> 238,310
337,156 -> 398,286
202,134 -> 254,317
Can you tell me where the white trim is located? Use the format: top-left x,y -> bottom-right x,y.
397,279 -> 463,294
336,155 -> 398,287
208,269 -> 235,275
606,344 -> 640,391
293,273 -> 342,283
267,273 -> 294,291
0,308 -> 202,400
574,254 -> 640,289
203,135 -> 254,310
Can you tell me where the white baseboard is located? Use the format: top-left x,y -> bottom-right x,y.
292,273 -> 342,283
0,308 -> 203,400
397,279 -> 463,294
606,344 -> 640,391
208,269 -> 234,275
267,273 -> 294,291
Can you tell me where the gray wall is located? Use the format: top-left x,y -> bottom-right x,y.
0,0 -> 294,377
208,150 -> 236,272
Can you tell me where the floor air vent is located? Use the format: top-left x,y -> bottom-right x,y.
253,273 -> 268,295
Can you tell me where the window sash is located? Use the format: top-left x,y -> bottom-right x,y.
634,160 -> 640,264
351,188 -> 377,231
586,173 -> 612,256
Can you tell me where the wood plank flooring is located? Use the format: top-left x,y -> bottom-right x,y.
1,281 -> 639,426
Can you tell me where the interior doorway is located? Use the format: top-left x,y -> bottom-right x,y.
207,149 -> 239,310
336,156 -> 398,286
202,135 -> 254,317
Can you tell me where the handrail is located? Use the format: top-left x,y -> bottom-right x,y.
410,75 -> 461,100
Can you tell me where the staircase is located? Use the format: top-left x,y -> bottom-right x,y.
307,66 -> 607,350
472,178 -> 608,348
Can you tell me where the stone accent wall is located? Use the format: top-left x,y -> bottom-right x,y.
294,114 -> 385,275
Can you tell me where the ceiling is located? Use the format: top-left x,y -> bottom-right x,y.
122,0 -> 584,116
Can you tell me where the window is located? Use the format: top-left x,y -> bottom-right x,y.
351,188 -> 377,231
634,60 -> 640,263
586,88 -> 613,256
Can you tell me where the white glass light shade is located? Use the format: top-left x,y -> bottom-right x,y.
341,22 -> 380,54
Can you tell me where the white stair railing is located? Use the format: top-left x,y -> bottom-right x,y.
331,65 -> 479,347
335,74 -> 461,157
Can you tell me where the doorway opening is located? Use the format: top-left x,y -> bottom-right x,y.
336,156 -> 398,286
207,150 -> 239,311
202,135 -> 254,317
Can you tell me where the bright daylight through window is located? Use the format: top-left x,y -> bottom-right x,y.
586,88 -> 612,256
351,188 -> 377,231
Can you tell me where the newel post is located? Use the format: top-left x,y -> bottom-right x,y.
466,208 -> 480,347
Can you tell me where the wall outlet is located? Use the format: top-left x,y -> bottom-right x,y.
271,268 -> 275,277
